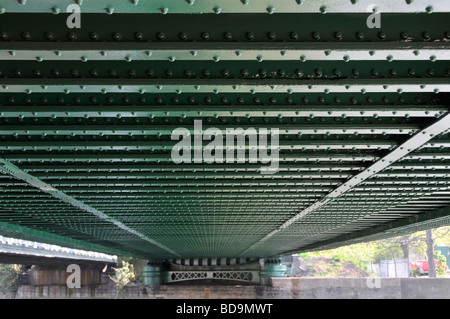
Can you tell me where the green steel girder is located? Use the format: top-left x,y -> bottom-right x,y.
0,2 -> 450,261
0,105 -> 446,118
2,42 -> 450,62
1,78 -> 449,94
0,124 -> 421,135
1,13 -> 449,43
1,0 -> 449,14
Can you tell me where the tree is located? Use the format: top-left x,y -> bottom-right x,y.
110,261 -> 136,289
426,229 -> 437,278
0,264 -> 22,297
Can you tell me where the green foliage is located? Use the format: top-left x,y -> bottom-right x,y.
435,251 -> 447,277
110,261 -> 136,289
331,253 -> 369,272
410,266 -> 421,277
298,226 -> 450,279
434,226 -> 450,246
0,264 -> 22,293
298,253 -> 310,261
372,242 -> 404,263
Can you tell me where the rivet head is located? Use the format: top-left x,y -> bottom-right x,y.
201,32 -> 210,40
266,6 -> 275,14
267,31 -> 276,40
378,31 -> 387,40
334,32 -> 343,40
355,31 -> 365,40
156,32 -> 165,40
112,32 -> 121,41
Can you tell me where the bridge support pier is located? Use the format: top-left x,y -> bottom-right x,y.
143,261 -> 163,286
142,258 -> 288,286
260,258 -> 288,285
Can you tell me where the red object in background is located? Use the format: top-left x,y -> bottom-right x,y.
411,260 -> 448,272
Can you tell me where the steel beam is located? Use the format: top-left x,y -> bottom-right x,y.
0,106 -> 445,118
2,42 -> 449,62
1,78 -> 449,94
1,0 -> 448,14
0,124 -> 419,136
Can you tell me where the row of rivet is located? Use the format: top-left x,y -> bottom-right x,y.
2,30 -> 449,41
0,94 -> 438,105
2,67 -> 449,78
0,0 -> 440,14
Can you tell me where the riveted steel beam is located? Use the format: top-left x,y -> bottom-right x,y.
0,124 -> 419,136
1,78 -> 449,94
0,159 -> 180,257
1,0 -> 448,14
0,140 -> 397,151
33,171 -> 353,179
17,163 -> 363,171
238,112 -> 450,255
1,153 -> 379,163
0,105 -> 445,118
2,42 -> 450,62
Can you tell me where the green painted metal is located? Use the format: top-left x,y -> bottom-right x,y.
143,264 -> 162,286
1,0 -> 449,14
1,78 -> 449,94
2,42 -> 450,62
0,1 -> 450,261
0,159 -> 180,258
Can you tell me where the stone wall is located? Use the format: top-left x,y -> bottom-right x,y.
9,278 -> 450,299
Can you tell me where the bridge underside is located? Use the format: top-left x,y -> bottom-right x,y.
0,1 -> 450,262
